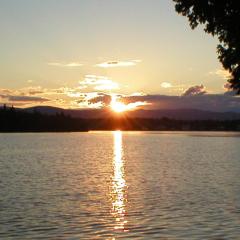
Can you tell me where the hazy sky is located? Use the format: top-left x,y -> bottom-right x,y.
0,0 -> 236,110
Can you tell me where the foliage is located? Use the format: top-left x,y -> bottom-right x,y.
0,106 -> 88,132
0,106 -> 240,132
173,0 -> 240,92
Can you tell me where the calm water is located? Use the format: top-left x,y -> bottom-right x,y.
1,131 -> 240,239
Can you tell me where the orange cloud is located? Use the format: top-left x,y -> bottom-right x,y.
79,75 -> 119,90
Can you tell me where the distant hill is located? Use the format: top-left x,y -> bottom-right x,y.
2,106 -> 240,132
23,106 -> 240,120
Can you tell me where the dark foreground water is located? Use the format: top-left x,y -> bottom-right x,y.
1,131 -> 240,239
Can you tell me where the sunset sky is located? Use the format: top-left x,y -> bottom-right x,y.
0,0 -> 239,111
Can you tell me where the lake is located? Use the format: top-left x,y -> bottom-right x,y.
1,131 -> 240,239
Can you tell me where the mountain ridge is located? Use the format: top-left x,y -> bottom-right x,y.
22,106 -> 240,120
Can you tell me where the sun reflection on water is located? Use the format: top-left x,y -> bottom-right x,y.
111,130 -> 127,231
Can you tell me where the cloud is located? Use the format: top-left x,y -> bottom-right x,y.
223,82 -> 238,96
73,92 -> 110,109
161,82 -> 172,88
88,93 -> 112,106
223,82 -> 231,91
0,95 -> 49,102
86,93 -> 149,110
117,93 -> 240,112
182,85 -> 207,96
96,60 -> 141,68
0,88 -> 12,95
48,62 -> 83,67
2,83 -> 240,112
123,101 -> 149,109
20,86 -> 45,95
65,91 -> 86,98
79,75 -> 119,90
129,92 -> 146,96
0,86 -> 90,108
209,69 -> 231,80
1,87 -> 46,97
28,90 -> 45,95
159,82 -> 188,93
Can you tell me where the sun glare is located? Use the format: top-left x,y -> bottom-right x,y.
110,95 -> 130,113
111,101 -> 128,113
111,131 -> 127,230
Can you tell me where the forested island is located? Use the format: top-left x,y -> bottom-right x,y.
1,105 -> 240,132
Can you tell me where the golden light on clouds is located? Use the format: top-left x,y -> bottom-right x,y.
96,60 -> 141,68
48,62 -> 83,67
111,95 -> 132,113
79,75 -> 119,91
94,80 -> 119,91
111,101 -> 129,113
110,95 -> 148,113
161,82 -> 172,88
209,69 -> 231,80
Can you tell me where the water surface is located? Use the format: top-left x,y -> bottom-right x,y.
1,131 -> 240,239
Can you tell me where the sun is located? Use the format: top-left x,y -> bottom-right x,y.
110,95 -> 129,113
111,101 -> 128,113
110,95 -> 144,113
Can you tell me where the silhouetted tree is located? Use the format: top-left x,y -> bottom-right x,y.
1,107 -> 240,132
10,105 -> 15,112
173,0 -> 240,92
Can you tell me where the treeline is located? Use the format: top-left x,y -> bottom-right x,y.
0,106 -> 88,132
1,106 -> 240,132
86,117 -> 240,131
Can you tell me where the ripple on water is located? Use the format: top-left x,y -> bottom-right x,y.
0,132 -> 240,239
